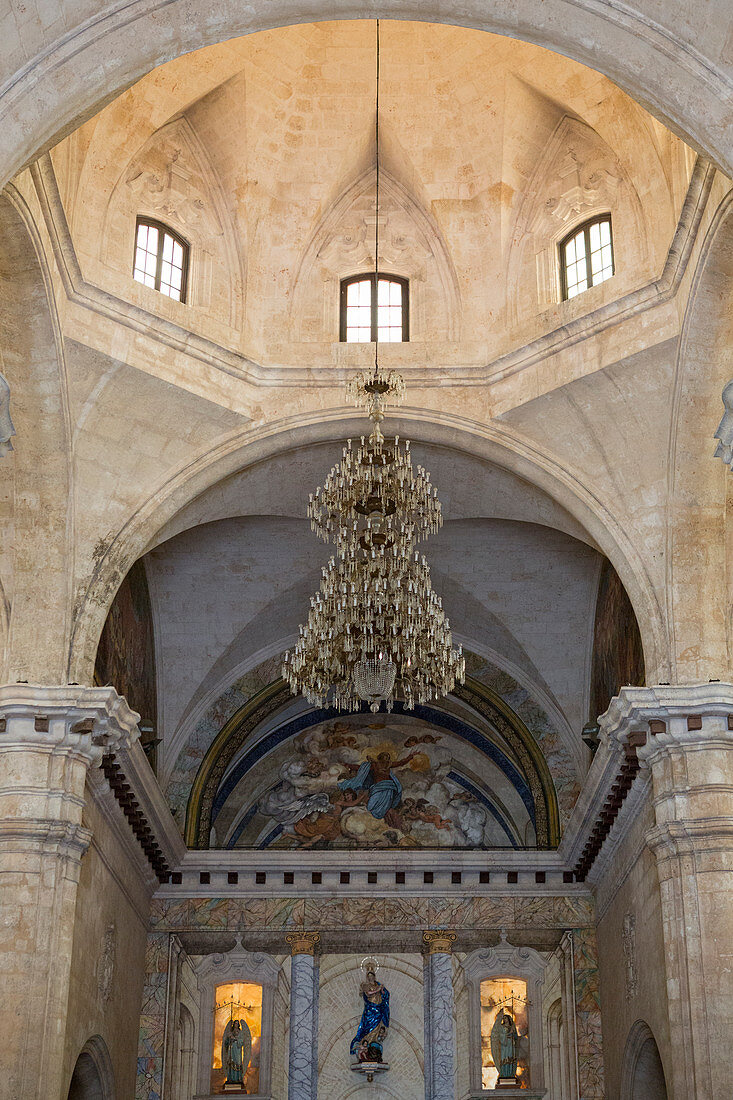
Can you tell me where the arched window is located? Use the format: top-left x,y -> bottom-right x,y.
340,274 -> 409,342
133,217 -> 189,302
559,215 -> 614,300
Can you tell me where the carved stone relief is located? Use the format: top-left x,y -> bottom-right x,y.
622,912 -> 637,1001
508,115 -> 645,319
104,117 -> 243,328
97,922 -> 116,1003
290,168 -> 460,342
0,371 -> 14,457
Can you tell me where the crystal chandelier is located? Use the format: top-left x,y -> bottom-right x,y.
282,22 -> 464,712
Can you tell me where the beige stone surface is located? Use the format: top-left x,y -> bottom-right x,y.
0,9 -> 732,1100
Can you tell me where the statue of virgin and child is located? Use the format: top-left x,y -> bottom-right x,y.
350,965 -> 390,1064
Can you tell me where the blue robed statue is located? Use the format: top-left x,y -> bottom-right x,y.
339,750 -> 418,820
350,967 -> 390,1063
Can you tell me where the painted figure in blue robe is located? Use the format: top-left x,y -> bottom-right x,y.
350,969 -> 390,1062
339,750 -> 418,820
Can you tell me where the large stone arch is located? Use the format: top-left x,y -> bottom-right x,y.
0,184 -> 72,683
667,185 -> 733,682
70,409 -> 669,688
0,0 -> 731,198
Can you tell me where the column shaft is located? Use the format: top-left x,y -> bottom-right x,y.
423,931 -> 456,1100
0,685 -> 138,1100
286,933 -> 319,1100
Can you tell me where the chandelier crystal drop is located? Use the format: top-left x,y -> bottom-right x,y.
282,19 -> 463,713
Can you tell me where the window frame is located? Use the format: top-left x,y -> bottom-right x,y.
133,216 -> 190,303
559,213 -> 614,301
339,273 -> 409,343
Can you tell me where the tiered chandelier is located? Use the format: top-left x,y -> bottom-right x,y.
282,23 -> 464,713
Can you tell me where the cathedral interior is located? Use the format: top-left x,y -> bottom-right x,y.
0,6 -> 732,1100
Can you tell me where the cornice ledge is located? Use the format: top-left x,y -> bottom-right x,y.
29,153 -> 714,391
0,682 -> 140,761
600,681 -> 733,738
114,738 -> 187,865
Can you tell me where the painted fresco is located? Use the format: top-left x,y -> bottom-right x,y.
95,558 -> 157,730
589,560 -> 645,722
219,714 -> 535,850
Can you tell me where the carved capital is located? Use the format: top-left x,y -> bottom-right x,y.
423,929 -> 456,954
285,931 -> 320,956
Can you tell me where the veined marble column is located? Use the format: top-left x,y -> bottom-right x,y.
285,932 -> 320,1100
605,684 -> 733,1100
423,931 -> 456,1100
0,684 -> 139,1100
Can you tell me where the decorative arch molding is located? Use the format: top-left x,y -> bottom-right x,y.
667,185 -> 733,682
1,0 -> 731,200
68,408 -> 669,690
0,183 -> 73,685
66,1036 -> 115,1100
290,166 -> 461,341
183,673 -> 560,849
508,115 -> 646,320
620,1020 -> 669,1100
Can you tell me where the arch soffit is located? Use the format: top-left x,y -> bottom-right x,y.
69,409 -> 669,686
66,1035 -> 115,1100
620,1020 -> 668,1100
1,1 -> 732,193
666,185 -> 733,679
163,625 -> 580,790
183,673 -> 561,850
0,183 -> 73,683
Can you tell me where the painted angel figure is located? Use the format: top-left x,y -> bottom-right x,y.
350,967 -> 390,1063
222,1018 -> 251,1087
490,1011 -> 520,1080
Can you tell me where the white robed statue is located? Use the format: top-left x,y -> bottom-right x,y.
222,1018 -> 251,1088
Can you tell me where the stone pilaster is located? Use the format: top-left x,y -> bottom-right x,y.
285,932 -> 320,1100
423,931 -> 456,1100
603,684 -> 733,1100
0,684 -> 139,1100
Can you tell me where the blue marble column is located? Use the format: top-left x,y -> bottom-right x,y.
423,931 -> 457,1100
286,932 -> 320,1100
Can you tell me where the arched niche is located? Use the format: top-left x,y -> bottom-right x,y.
621,1021 -> 668,1100
66,1037 -> 115,1100
194,944 -> 280,1098
462,935 -> 548,1094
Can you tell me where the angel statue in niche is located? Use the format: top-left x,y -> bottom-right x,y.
350,958 -> 390,1065
221,1018 -> 251,1091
